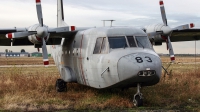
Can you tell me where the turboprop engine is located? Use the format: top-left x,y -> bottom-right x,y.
27,24 -> 50,44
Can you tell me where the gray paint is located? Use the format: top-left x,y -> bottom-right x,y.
51,26 -> 162,89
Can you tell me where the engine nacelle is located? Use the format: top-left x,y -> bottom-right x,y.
144,24 -> 172,42
27,24 -> 50,44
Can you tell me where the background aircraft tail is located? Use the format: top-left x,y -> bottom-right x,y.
57,0 -> 67,27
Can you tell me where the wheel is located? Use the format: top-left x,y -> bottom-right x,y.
134,95 -> 143,107
55,79 -> 67,92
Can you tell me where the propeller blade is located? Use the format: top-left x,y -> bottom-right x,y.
167,36 -> 175,62
173,23 -> 195,30
42,38 -> 49,67
36,0 -> 43,26
6,31 -> 37,39
159,0 -> 168,26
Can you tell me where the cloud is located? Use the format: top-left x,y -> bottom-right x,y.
0,0 -> 200,54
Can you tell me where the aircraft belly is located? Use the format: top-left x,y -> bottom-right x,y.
117,52 -> 162,86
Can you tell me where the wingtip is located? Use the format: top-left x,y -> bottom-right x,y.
70,26 -> 76,31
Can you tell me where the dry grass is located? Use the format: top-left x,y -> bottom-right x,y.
161,56 -> 200,63
0,57 -> 200,111
0,57 -> 55,65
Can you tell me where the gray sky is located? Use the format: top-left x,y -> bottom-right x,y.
0,0 -> 200,54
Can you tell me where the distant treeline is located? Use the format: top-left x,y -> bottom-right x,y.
159,54 -> 200,57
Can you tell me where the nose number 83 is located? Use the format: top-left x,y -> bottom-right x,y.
135,57 -> 152,63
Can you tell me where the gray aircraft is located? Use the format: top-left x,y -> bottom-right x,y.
0,0 -> 200,107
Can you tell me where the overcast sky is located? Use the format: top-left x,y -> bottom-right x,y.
0,0 -> 200,54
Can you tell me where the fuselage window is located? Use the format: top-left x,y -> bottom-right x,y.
93,37 -> 107,54
108,36 -> 127,49
127,36 -> 137,47
135,36 -> 152,49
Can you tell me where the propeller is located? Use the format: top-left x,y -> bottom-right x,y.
5,0 -> 78,66
36,0 -> 49,66
6,0 -> 49,66
6,31 -> 37,39
159,0 -> 175,62
146,0 -> 195,62
158,0 -> 194,62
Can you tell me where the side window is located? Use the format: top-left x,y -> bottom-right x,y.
127,36 -> 137,47
93,37 -> 107,54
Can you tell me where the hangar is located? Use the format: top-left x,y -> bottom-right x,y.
0,52 -> 30,57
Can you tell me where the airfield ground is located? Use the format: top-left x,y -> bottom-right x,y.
0,57 -> 200,111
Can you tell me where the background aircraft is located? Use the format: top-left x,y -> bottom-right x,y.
0,0 -> 200,107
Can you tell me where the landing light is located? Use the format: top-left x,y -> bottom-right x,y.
138,70 -> 156,77
144,71 -> 148,76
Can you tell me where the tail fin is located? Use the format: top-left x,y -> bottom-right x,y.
57,0 -> 67,27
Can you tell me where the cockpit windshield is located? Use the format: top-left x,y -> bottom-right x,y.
135,36 -> 152,49
127,36 -> 137,47
107,36 -> 152,50
108,36 -> 127,49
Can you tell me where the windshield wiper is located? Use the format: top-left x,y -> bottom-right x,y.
124,43 -> 127,49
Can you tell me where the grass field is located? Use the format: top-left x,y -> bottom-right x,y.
0,57 -> 200,111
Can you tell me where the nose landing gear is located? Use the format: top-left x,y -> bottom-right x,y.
133,83 -> 143,107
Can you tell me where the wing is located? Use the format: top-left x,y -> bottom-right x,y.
0,28 -> 27,46
0,27 -> 90,46
170,29 -> 200,42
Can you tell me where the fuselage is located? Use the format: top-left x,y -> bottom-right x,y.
51,27 -> 162,89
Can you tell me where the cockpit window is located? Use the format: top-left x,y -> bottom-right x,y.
127,36 -> 137,47
108,36 -> 127,49
101,38 -> 107,53
93,37 -> 107,54
135,36 -> 152,49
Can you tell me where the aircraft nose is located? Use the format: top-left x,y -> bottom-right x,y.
117,53 -> 162,82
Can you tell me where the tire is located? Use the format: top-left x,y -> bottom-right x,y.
135,95 -> 143,107
55,79 -> 67,92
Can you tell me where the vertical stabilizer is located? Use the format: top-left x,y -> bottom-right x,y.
57,0 -> 67,27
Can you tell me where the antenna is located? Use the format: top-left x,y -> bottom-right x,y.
102,20 -> 115,27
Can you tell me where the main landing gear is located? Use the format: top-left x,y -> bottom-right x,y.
55,79 -> 67,92
133,83 -> 143,107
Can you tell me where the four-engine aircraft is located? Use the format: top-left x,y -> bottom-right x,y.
0,0 -> 200,107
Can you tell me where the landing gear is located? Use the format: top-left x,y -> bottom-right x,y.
55,79 -> 67,92
133,83 -> 143,107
